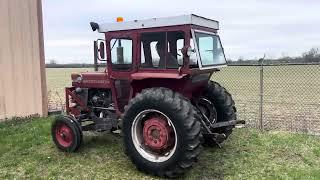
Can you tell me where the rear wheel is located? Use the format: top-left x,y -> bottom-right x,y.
51,115 -> 82,152
132,109 -> 178,162
200,81 -> 237,146
123,88 -> 202,178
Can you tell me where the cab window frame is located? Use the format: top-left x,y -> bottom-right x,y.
110,37 -> 133,71
139,31 -> 185,70
191,29 -> 227,70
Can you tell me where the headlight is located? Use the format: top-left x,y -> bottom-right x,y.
75,87 -> 82,93
73,74 -> 83,83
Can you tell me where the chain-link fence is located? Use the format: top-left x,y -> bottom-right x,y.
47,63 -> 320,134
47,90 -> 65,113
212,63 -> 320,134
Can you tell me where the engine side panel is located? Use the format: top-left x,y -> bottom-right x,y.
71,72 -> 112,89
66,87 -> 114,117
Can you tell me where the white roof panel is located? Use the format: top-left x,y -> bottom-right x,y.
98,14 -> 219,32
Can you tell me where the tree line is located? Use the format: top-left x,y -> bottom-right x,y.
228,48 -> 320,65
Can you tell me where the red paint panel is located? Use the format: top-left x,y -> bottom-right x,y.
72,72 -> 112,89
65,87 -> 90,117
131,78 -> 192,98
131,72 -> 187,80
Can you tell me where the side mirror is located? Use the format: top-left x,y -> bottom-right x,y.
99,41 -> 105,59
96,39 -> 106,61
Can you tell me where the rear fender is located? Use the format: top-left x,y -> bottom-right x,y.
131,78 -> 192,98
131,74 -> 210,100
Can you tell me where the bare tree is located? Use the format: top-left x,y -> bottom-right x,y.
302,48 -> 320,62
49,59 -> 57,64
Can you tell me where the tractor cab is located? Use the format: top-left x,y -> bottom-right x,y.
92,14 -> 226,74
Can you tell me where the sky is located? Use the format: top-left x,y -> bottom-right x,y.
42,0 -> 320,64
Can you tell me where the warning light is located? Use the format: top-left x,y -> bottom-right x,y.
116,17 -> 124,22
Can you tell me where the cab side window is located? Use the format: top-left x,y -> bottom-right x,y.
141,41 -> 162,68
140,31 -> 184,69
140,32 -> 166,68
110,38 -> 132,70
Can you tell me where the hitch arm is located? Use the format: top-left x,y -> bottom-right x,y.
210,120 -> 245,129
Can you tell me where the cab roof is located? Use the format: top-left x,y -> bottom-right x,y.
95,14 -> 219,33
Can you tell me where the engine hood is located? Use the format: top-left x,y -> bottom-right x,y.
71,72 -> 111,88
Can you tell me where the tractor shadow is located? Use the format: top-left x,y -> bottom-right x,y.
187,136 -> 247,179
78,132 -> 123,152
188,147 -> 226,179
76,132 -> 243,179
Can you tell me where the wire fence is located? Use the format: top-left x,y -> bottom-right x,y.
47,63 -> 320,134
212,63 -> 320,134
47,90 -> 64,113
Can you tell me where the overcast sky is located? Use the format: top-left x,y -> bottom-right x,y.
43,0 -> 320,64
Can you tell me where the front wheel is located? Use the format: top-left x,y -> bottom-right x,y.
122,88 -> 202,178
51,115 -> 82,152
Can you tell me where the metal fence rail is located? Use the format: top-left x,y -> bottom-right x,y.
47,63 -> 320,134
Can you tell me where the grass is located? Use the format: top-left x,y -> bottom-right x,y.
1,117 -> 320,179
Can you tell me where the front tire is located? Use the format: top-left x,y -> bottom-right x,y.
122,88 -> 202,178
51,115 -> 82,152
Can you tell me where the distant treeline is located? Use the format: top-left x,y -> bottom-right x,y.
228,48 -> 320,65
46,63 -> 96,68
46,63 -> 107,68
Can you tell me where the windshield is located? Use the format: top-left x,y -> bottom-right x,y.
193,31 -> 226,68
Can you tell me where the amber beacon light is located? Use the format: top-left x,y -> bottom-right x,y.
116,17 -> 124,22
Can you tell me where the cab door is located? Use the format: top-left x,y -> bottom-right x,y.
106,33 -> 137,113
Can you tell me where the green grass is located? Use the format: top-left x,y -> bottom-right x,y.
1,117 -> 320,179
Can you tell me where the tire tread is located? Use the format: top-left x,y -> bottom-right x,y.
123,87 -> 202,178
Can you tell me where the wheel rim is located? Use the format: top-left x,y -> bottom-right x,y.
131,109 -> 177,162
198,97 -> 217,124
55,123 -> 74,147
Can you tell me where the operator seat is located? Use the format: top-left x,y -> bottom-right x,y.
156,42 -> 179,69
158,54 -> 179,69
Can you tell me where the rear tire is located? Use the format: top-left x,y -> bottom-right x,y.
51,115 -> 82,152
122,88 -> 202,178
202,81 -> 237,146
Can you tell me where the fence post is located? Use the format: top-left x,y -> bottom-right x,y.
259,59 -> 264,130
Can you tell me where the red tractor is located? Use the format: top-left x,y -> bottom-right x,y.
51,14 -> 244,177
